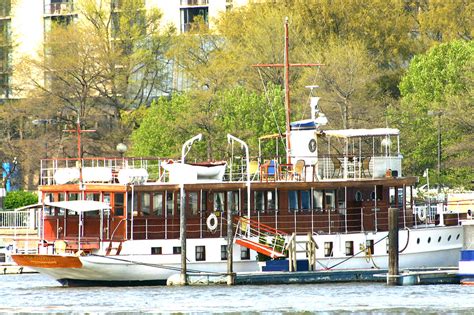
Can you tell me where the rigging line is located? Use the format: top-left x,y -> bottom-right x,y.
89,254 -> 222,275
257,67 -> 286,151
325,234 -> 389,270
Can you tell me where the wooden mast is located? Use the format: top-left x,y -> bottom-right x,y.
252,18 -> 323,164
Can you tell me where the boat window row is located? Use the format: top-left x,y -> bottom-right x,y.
149,245 -> 251,261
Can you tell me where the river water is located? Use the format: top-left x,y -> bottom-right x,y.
1,273 -> 474,314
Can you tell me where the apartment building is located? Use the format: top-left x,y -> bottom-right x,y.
0,0 -> 250,100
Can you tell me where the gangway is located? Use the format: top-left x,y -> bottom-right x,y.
233,216 -> 288,259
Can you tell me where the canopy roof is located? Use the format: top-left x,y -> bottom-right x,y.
323,128 -> 400,138
45,200 -> 111,212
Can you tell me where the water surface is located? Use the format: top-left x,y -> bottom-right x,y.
1,273 -> 473,313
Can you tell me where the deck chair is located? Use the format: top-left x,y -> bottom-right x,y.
292,159 -> 305,181
331,156 -> 342,178
260,160 -> 277,182
249,160 -> 259,180
362,156 -> 372,177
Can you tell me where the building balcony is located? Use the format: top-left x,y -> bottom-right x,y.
44,2 -> 75,16
180,0 -> 209,7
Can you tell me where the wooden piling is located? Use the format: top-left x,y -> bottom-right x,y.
388,207 -> 399,285
180,185 -> 187,285
226,207 -> 234,285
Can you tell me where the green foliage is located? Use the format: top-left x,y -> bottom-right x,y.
395,40 -> 474,187
4,190 -> 38,210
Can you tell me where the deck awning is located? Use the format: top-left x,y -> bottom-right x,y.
323,128 -> 400,138
45,200 -> 111,212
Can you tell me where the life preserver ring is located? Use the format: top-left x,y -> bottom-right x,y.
418,207 -> 427,222
206,213 -> 218,231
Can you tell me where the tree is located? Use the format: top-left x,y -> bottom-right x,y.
395,40 -> 473,187
3,190 -> 38,210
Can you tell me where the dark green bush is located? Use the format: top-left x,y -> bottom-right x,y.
4,190 -> 38,210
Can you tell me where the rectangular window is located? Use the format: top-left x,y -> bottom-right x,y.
195,246 -> 206,261
153,193 -> 163,216
345,241 -> 354,256
221,245 -> 228,260
254,191 -> 264,211
241,247 -> 250,260
325,190 -> 336,209
173,246 -> 181,254
68,192 -> 79,201
151,247 -> 162,255
114,193 -> 124,216
214,192 -> 224,212
227,191 -> 239,214
324,242 -> 333,257
266,190 -> 276,211
288,190 -> 299,211
201,191 -> 208,212
141,192 -> 150,216
313,190 -> 323,210
301,190 -> 311,210
166,191 -> 174,216
188,192 -> 198,215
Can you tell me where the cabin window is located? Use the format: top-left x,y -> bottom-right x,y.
221,245 -> 227,260
68,192 -> 79,201
44,206 -> 55,217
313,190 -> 323,211
345,241 -> 354,256
325,190 -> 336,210
214,192 -> 225,212
201,191 -> 208,212
43,193 -> 53,203
153,193 -> 163,216
324,242 -> 333,257
188,192 -> 199,216
151,247 -> 162,255
370,191 -> 376,201
166,192 -> 174,216
85,193 -> 100,201
288,190 -> 299,211
114,193 -> 124,216
58,192 -> 66,201
355,191 -> 363,202
227,191 -> 239,214
141,192 -> 151,216
195,246 -> 206,261
127,192 -> 138,216
375,185 -> 383,200
254,191 -> 264,211
301,190 -> 311,211
389,187 -> 396,207
241,247 -> 250,260
267,191 -> 276,210
173,246 -> 181,254
104,193 -> 111,205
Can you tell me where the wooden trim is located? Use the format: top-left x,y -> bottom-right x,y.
12,254 -> 83,268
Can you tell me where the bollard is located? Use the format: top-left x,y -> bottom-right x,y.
388,207 -> 399,285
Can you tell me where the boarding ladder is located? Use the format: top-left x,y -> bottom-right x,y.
285,232 -> 318,272
233,217 -> 288,259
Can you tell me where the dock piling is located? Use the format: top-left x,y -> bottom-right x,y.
227,207 -> 234,285
388,207 -> 399,285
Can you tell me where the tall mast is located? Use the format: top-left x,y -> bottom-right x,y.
252,18 -> 323,164
284,17 -> 291,164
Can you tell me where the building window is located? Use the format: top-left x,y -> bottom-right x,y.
221,245 -> 227,260
151,247 -> 162,255
180,7 -> 208,33
345,241 -> 354,256
173,246 -> 181,254
241,247 -> 250,260
324,242 -> 333,257
195,246 -> 206,261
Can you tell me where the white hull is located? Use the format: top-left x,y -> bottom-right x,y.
24,225 -> 462,285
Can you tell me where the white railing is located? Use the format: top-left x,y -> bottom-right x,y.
0,210 -> 36,229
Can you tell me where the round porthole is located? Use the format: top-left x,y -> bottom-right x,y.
457,234 -> 460,240
438,236 -> 441,243
308,139 -> 316,152
417,238 -> 420,244
427,237 -> 431,243
448,235 -> 452,241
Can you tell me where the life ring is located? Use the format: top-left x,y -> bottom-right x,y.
206,213 -> 218,232
418,207 -> 427,222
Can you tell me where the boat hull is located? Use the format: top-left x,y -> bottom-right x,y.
12,225 -> 462,286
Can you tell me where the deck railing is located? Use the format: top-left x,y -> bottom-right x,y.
0,210 -> 36,229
